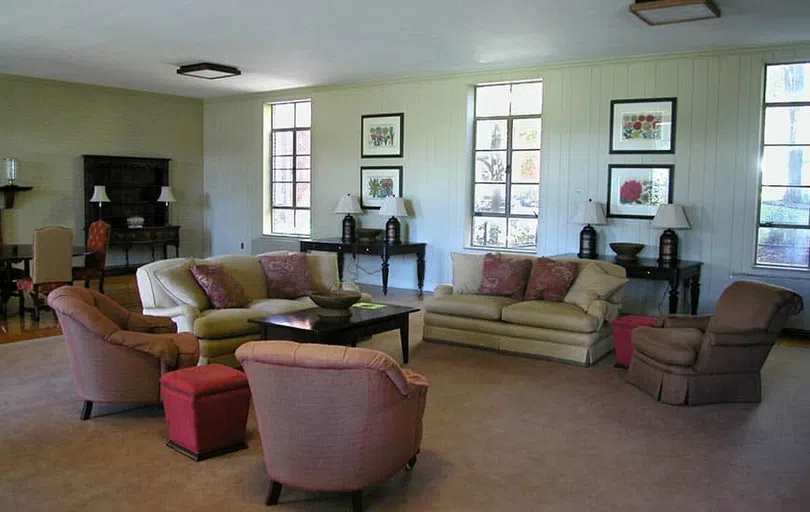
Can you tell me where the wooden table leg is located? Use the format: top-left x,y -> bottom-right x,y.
668,275 -> 680,314
690,275 -> 701,315
381,245 -> 390,295
399,315 -> 409,364
416,250 -> 425,298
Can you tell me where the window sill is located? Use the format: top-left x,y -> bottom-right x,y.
748,264 -> 810,280
463,245 -> 536,255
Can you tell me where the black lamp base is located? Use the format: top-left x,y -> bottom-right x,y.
578,224 -> 598,259
385,216 -> 401,245
658,228 -> 679,265
341,214 -> 356,243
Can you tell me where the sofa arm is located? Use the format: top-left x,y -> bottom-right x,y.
586,300 -> 621,330
663,314 -> 711,331
705,330 -> 775,347
143,305 -> 199,333
433,284 -> 453,297
126,313 -> 177,334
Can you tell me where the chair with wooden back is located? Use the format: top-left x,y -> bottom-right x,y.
17,225 -> 74,320
72,220 -> 111,293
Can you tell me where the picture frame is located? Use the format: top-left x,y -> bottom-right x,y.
609,97 -> 677,154
606,164 -> 673,219
360,166 -> 403,209
361,113 -> 404,158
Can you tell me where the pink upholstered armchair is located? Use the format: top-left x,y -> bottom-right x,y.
236,341 -> 429,512
47,286 -> 199,420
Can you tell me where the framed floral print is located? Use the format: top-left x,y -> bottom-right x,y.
360,166 -> 403,209
606,164 -> 673,219
361,113 -> 404,158
609,97 -> 677,154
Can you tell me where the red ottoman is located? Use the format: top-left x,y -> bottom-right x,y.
612,315 -> 660,368
160,364 -> 251,461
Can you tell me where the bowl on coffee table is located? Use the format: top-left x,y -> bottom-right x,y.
309,290 -> 362,320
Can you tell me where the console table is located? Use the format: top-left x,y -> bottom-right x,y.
110,225 -> 180,268
556,254 -> 703,314
300,238 -> 426,296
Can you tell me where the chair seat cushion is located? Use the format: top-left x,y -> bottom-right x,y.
501,301 -> 599,333
632,327 -> 703,366
160,364 -> 248,397
423,295 -> 517,321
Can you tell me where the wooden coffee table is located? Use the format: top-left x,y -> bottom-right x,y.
248,304 -> 419,363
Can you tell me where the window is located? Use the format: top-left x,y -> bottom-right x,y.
471,81 -> 542,250
266,99 -> 311,236
757,63 -> 810,268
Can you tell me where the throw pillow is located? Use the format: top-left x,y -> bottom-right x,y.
524,258 -> 579,302
563,263 -> 628,311
478,253 -> 533,300
259,253 -> 314,299
154,259 -> 211,310
188,264 -> 250,309
451,252 -> 486,295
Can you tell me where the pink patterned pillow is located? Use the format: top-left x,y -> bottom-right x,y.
188,264 -> 250,309
259,253 -> 314,299
524,258 -> 579,302
478,253 -> 533,300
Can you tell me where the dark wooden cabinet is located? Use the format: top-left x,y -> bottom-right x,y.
83,155 -> 180,270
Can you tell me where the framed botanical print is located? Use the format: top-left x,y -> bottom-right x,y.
609,97 -> 677,154
606,164 -> 673,219
361,113 -> 404,158
360,166 -> 402,209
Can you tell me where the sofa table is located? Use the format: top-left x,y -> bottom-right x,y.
300,238 -> 426,296
555,254 -> 703,314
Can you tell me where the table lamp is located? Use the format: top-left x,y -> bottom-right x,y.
157,186 -> 176,226
571,199 -> 607,259
652,204 -> 691,265
334,194 -> 363,242
89,185 -> 111,220
379,195 -> 408,245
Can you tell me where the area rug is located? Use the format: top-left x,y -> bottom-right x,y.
2,317 -> 809,511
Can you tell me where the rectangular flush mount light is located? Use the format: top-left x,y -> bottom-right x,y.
176,62 -> 241,79
630,0 -> 721,26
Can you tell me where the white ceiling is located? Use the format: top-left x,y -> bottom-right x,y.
1,0 -> 809,99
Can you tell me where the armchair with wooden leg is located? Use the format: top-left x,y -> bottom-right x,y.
16,226 -> 74,321
73,220 -> 111,293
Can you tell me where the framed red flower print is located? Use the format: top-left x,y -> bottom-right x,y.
607,164 -> 673,219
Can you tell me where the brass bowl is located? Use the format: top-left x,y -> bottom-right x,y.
309,290 -> 362,310
609,243 -> 644,261
356,228 -> 382,243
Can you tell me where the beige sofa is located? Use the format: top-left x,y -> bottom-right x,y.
136,252 -> 369,367
423,255 -> 627,365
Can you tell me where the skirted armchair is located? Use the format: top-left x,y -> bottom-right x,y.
48,286 -> 199,420
236,341 -> 429,512
628,280 -> 803,405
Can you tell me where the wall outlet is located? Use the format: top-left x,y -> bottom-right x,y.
239,241 -> 246,252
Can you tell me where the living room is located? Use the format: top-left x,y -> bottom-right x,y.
2,1 -> 810,510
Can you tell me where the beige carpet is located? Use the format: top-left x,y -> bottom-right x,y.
2,315 -> 810,511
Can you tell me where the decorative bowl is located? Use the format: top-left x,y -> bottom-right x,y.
126,216 -> 145,228
356,228 -> 382,243
609,243 -> 644,261
309,290 -> 362,310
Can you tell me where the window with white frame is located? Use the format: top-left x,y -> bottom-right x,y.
757,63 -> 810,268
267,99 -> 311,236
471,81 -> 542,250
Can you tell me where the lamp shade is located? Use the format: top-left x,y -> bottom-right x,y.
652,204 -> 691,229
89,185 -> 111,203
157,186 -> 176,203
571,200 -> 607,225
379,196 -> 408,217
334,194 -> 362,214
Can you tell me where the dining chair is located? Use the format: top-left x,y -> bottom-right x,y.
17,225 -> 75,321
72,220 -> 111,293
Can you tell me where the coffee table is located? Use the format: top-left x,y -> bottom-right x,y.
248,304 -> 419,363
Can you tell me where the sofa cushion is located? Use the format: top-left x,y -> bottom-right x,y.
189,263 -> 250,309
632,327 -> 703,366
259,253 -> 314,299
451,252 -> 485,295
564,263 -> 628,311
193,308 -> 264,338
501,301 -> 600,333
524,258 -> 578,302
154,259 -> 210,310
423,295 -> 517,321
205,254 -> 267,301
479,253 -> 533,300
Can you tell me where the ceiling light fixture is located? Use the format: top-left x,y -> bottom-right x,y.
630,0 -> 721,26
176,62 -> 241,80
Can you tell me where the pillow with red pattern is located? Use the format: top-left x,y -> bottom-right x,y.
478,253 -> 533,300
259,253 -> 314,299
188,264 -> 250,309
524,258 -> 579,302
